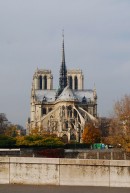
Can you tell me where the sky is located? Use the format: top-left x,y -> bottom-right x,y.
0,0 -> 130,127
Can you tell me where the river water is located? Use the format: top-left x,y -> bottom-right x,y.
0,185 -> 130,193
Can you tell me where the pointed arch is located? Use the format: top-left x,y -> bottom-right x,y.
70,133 -> 76,140
67,105 -> 72,118
44,75 -> 47,89
82,96 -> 87,103
74,76 -> 78,90
39,75 -> 42,90
42,108 -> 46,115
68,76 -> 73,89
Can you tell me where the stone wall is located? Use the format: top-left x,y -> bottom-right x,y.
0,157 -> 130,187
0,148 -> 130,160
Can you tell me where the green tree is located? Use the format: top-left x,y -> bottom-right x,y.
0,135 -> 16,147
16,134 -> 64,147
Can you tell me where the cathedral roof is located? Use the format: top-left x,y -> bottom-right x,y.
35,88 -> 95,103
35,90 -> 57,103
74,90 -> 95,102
56,86 -> 78,102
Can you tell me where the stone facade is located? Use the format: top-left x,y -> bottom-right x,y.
27,36 -> 98,142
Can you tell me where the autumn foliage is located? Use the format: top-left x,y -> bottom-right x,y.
113,94 -> 130,135
104,95 -> 130,152
82,123 -> 101,144
15,134 -> 64,147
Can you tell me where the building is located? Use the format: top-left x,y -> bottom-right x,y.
27,34 -> 98,142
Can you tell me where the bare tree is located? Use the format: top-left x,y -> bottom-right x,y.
0,113 -> 8,134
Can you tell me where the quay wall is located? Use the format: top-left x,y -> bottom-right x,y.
0,157 -> 130,187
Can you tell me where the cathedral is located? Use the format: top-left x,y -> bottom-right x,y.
27,34 -> 98,142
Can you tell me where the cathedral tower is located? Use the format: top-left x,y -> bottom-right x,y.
27,35 -> 98,142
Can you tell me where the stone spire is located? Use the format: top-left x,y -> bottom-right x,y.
58,31 -> 67,95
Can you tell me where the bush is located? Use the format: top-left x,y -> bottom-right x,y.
0,135 -> 16,147
15,135 -> 65,148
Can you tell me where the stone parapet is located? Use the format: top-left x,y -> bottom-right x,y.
0,157 -> 130,187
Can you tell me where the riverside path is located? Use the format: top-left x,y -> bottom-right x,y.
0,185 -> 130,193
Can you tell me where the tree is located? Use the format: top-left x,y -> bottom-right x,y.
0,113 -> 8,134
4,124 -> 18,137
82,123 -> 101,144
29,126 -> 47,136
107,95 -> 130,151
15,133 -> 64,147
110,95 -> 130,136
0,135 -> 16,147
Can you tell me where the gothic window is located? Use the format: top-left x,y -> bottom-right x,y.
42,108 -> 46,115
44,75 -> 47,89
63,121 -> 68,131
68,76 -> 73,89
42,96 -> 46,102
65,121 -> 68,129
68,105 -> 72,111
62,106 -> 65,110
70,110 -> 72,118
49,108 -> 52,112
39,76 -> 42,90
70,133 -> 76,140
74,109 -> 77,118
74,76 -> 78,90
67,105 -> 72,117
82,96 -> 87,103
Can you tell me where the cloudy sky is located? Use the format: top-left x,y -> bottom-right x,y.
0,0 -> 130,127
